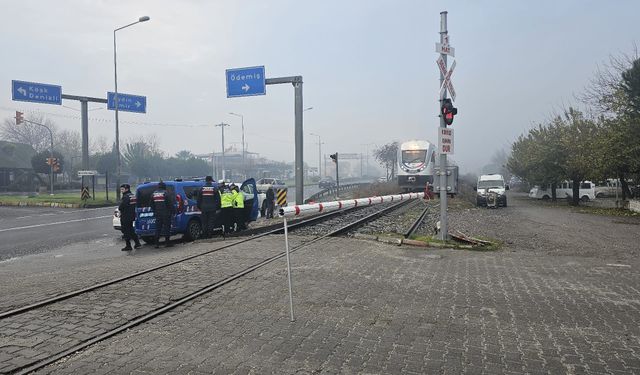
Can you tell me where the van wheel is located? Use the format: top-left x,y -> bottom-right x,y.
596,193 -> 605,198
184,219 -> 202,241
141,236 -> 155,244
581,195 -> 590,202
542,195 -> 550,201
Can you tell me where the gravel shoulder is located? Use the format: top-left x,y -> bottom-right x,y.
447,192 -> 640,263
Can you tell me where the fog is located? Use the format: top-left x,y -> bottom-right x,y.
1,0 -> 638,174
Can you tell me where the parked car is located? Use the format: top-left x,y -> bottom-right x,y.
133,178 -> 259,243
255,177 -> 287,194
113,208 -> 121,230
318,177 -> 336,189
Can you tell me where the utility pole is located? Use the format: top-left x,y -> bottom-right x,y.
215,123 -> 230,180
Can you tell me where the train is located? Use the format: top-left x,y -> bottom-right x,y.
397,140 -> 437,192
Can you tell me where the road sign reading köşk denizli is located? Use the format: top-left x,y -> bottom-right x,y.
107,92 -> 147,113
12,80 -> 62,105
226,66 -> 266,98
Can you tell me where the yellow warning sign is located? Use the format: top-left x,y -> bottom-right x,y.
276,188 -> 287,206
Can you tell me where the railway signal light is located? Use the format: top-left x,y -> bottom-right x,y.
15,111 -> 24,125
441,98 -> 457,126
46,157 -> 54,165
330,153 -> 338,163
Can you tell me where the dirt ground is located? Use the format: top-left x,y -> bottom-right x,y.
447,192 -> 640,263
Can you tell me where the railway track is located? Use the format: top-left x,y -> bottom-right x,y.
1,199 -> 413,375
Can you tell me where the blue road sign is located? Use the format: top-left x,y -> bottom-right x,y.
107,92 -> 147,113
226,66 -> 266,98
11,80 -> 62,105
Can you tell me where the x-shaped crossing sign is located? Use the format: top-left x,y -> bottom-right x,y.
436,57 -> 456,101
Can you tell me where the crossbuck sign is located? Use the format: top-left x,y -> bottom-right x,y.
436,57 -> 456,101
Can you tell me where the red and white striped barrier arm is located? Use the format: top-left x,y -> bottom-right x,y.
278,192 -> 423,218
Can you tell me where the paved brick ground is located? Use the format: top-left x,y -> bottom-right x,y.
31,235 -> 640,374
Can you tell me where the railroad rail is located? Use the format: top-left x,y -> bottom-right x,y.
1,199 -> 414,375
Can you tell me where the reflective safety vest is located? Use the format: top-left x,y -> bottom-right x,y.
220,190 -> 234,208
233,190 -> 244,209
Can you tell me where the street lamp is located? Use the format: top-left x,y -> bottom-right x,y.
309,133 -> 323,177
114,15 -> 150,200
215,123 -> 230,180
229,112 -> 245,179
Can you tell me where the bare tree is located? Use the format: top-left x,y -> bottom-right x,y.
0,113 -> 56,153
580,45 -> 639,116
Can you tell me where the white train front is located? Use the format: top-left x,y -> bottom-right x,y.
397,140 -> 436,192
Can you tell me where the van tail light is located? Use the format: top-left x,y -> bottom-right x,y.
176,194 -> 184,214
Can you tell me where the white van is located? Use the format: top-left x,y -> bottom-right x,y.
475,174 -> 508,207
529,181 -> 595,202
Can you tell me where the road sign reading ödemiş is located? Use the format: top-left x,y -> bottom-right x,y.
226,66 -> 266,98
11,80 -> 62,105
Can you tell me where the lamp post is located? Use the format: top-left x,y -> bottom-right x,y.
215,123 -> 230,180
361,143 -> 375,178
228,112 -> 245,179
309,133 -> 322,177
114,15 -> 150,200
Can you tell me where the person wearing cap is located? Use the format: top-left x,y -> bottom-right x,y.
231,184 -> 246,231
219,182 -> 235,235
151,181 -> 174,248
118,184 -> 141,251
197,176 -> 220,238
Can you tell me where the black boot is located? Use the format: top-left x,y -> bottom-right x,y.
154,237 -> 160,249
121,240 -> 133,251
134,241 -> 142,249
165,237 -> 173,247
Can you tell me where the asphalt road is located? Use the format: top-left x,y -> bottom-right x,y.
0,205 -> 117,261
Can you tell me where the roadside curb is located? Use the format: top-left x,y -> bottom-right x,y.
0,201 -> 115,209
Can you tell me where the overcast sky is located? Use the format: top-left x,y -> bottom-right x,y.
2,0 -> 638,173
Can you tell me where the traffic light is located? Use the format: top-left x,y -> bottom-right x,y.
46,157 -> 54,166
15,111 -> 24,125
441,98 -> 457,126
330,153 -> 338,163
53,161 -> 60,172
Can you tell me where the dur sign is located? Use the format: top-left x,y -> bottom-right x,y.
438,128 -> 454,155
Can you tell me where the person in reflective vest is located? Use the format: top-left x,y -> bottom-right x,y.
118,184 -> 141,251
197,176 -> 220,238
219,182 -> 235,235
232,184 -> 246,231
151,181 -> 174,248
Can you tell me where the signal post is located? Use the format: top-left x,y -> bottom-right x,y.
435,11 -> 458,240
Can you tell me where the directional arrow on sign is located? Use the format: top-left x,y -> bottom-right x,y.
436,57 -> 457,101
242,84 -> 250,92
135,101 -> 141,108
17,87 -> 26,96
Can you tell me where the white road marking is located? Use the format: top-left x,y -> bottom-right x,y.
0,215 -> 112,233
606,263 -> 631,268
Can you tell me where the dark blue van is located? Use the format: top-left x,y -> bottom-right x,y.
134,178 -> 259,243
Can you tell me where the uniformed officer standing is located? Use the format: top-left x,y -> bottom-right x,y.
232,184 -> 246,231
265,186 -> 275,219
151,181 -> 174,248
118,184 -> 141,251
219,181 -> 234,235
197,176 -> 220,238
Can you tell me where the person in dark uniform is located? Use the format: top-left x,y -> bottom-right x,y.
265,186 -> 275,219
151,181 -> 174,248
197,176 -> 220,238
118,184 -> 141,251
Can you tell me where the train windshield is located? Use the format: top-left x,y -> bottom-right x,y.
402,150 -> 427,164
